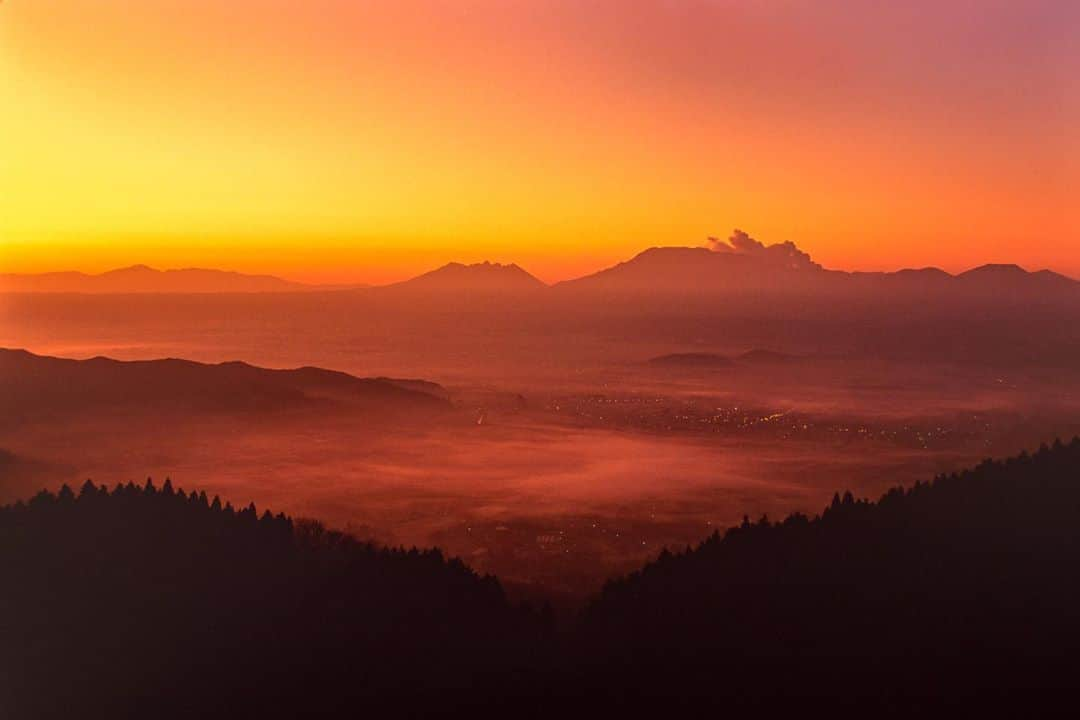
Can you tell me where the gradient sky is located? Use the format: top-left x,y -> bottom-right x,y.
1,0 -> 1077,283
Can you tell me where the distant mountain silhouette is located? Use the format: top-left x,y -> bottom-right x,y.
957,263 -> 1078,290
383,261 -> 547,295
7,237 -> 1077,301
554,234 -> 1079,300
0,348 -> 448,422
0,265 -> 330,294
556,246 -> 818,295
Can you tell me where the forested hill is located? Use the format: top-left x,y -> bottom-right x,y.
4,441 -> 1080,716
0,480 -> 548,718
578,437 -> 1080,708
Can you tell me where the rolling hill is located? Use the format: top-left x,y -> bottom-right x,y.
0,348 -> 449,421
0,265 -> 316,294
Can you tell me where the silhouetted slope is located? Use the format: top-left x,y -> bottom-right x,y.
555,244 -> 1079,301
384,261 -> 546,295
0,348 -> 448,421
0,480 -> 547,717
556,246 -> 827,295
578,438 -> 1080,707
0,265 -> 317,294
4,444 -> 1080,715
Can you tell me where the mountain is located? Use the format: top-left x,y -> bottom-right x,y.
555,246 -> 828,295
555,242 -> 1079,300
956,263 -> 1079,292
383,261 -> 547,295
0,348 -> 449,422
7,243 -> 1077,300
0,265 -> 317,294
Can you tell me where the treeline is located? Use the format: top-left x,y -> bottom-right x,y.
3,440 -> 1080,716
578,437 -> 1080,710
0,478 -> 549,718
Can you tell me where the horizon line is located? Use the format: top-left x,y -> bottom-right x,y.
3,247 -> 1078,287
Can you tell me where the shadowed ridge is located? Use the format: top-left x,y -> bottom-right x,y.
383,260 -> 547,294
101,263 -> 157,275
957,262 -> 1078,285
0,347 -> 450,418
553,237 -> 1078,298
2,441 -> 1080,714
0,265 -> 313,293
952,262 -> 1079,296
958,262 -> 1029,277
892,266 -> 952,277
0,481 -> 549,716
554,244 -> 832,296
578,438 -> 1080,708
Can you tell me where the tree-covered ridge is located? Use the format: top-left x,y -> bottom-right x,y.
0,478 -> 546,718
5,441 -> 1080,716
578,437 -> 1080,706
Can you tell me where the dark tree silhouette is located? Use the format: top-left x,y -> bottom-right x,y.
0,481 -> 547,718
4,440 -> 1080,717
575,437 -> 1080,712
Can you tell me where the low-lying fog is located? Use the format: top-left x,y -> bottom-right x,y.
3,292 -> 1080,604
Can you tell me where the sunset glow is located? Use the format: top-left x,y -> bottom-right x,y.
2,0 -> 1077,283
6,4 -> 1080,712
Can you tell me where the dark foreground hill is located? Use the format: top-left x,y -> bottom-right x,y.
578,437 -> 1080,711
3,441 -> 1080,716
0,480 -> 548,718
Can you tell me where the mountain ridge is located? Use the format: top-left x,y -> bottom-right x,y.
0,348 -> 450,419
6,240 -> 1077,298
380,260 -> 547,294
554,244 -> 1079,297
0,265 -> 323,294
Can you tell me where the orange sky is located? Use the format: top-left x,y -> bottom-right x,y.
1,0 -> 1077,284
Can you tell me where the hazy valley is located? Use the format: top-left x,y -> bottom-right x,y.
4,244 -> 1079,604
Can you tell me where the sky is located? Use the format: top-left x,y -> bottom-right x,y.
1,0 -> 1077,284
